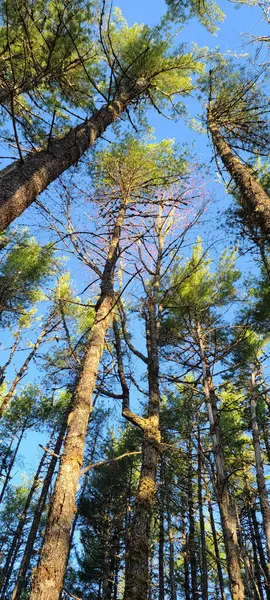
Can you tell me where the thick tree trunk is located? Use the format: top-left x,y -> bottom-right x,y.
29,202 -> 127,600
196,323 -> 244,600
0,82 -> 147,232
208,116 -> 270,238
11,421 -> 67,600
251,371 -> 270,575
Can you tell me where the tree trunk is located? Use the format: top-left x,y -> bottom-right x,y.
158,461 -> 165,600
123,294 -> 161,600
196,323 -> 244,600
248,509 -> 265,600
0,426 -> 24,504
251,506 -> 270,596
0,82 -> 147,232
0,315 -> 58,417
197,429 -> 208,600
167,495 -> 177,600
187,446 -> 199,600
11,421 -> 67,600
0,444 -> 48,597
29,201 -> 127,600
208,116 -> 270,238
251,370 -> 270,577
182,525 -> 190,600
208,498 -> 227,600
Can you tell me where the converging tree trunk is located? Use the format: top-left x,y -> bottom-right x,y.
251,370 -> 270,580
196,323 -> 245,600
208,114 -> 270,238
0,83 -> 147,232
29,200 -> 128,600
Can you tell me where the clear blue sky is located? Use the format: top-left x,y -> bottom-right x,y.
3,0 -> 268,482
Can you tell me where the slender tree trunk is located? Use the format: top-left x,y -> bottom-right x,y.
11,421 -> 67,600
183,525 -> 190,600
196,322 -> 244,600
208,115 -> 270,237
187,445 -> 199,600
123,292 -> 161,600
158,461 -> 165,600
248,509 -> 265,600
208,498 -> 226,600
251,506 -> 270,596
197,429 -> 208,600
0,434 -> 14,480
0,425 -> 25,504
0,314 -> 59,417
29,201 -> 127,600
0,444 -> 48,597
167,495 -> 177,600
251,370 -> 270,571
0,82 -> 147,232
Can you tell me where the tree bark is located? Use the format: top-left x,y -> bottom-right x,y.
208,116 -> 270,238
196,323 -> 244,600
29,201 -> 127,600
0,82 -> 147,232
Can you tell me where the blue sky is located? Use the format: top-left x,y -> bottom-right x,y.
1,0 -> 268,483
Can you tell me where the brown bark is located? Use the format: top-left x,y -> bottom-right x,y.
29,201 -> 127,600
208,116 -> 270,238
251,371 -> 270,575
11,421 -> 67,600
197,323 -> 244,600
0,82 -> 147,232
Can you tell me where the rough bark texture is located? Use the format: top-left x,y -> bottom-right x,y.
197,323 -> 245,600
208,118 -> 270,238
208,498 -> 227,600
29,201 -> 127,600
0,83 -> 147,232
